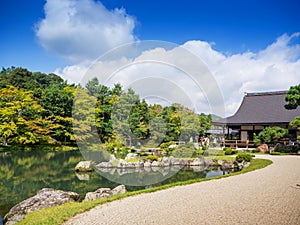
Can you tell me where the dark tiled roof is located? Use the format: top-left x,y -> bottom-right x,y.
218,91 -> 300,125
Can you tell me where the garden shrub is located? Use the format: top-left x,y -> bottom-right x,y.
252,149 -> 260,153
224,147 -> 233,155
192,150 -> 204,157
231,150 -> 238,154
236,153 -> 252,162
274,145 -> 299,154
270,152 -> 281,155
172,145 -> 195,158
146,155 -> 159,161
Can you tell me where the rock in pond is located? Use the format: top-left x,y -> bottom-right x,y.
75,161 -> 94,172
190,157 -> 204,166
4,188 -> 79,225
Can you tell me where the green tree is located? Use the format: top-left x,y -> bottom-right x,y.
39,84 -> 75,144
198,113 -> 212,137
254,126 -> 288,145
111,88 -> 140,146
162,104 -> 181,142
290,116 -> 300,141
285,84 -> 300,109
0,86 -> 51,145
285,84 -> 300,140
72,87 -> 98,143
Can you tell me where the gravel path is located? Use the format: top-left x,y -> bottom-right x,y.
64,155 -> 300,225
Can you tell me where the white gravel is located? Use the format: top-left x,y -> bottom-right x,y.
64,155 -> 300,225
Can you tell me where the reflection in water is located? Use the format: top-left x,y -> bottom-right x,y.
0,149 -> 234,217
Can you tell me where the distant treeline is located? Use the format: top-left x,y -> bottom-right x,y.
0,67 -> 212,147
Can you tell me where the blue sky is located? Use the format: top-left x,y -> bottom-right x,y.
1,0 -> 299,72
0,0 -> 299,115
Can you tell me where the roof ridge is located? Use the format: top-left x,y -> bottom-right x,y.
245,90 -> 287,97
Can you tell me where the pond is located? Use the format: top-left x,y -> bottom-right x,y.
0,148 -> 235,218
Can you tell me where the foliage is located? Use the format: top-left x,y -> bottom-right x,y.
192,149 -> 204,157
0,68 -> 212,149
224,147 -> 233,155
254,126 -> 288,145
274,144 -> 299,154
146,155 -> 159,161
270,152 -> 281,155
172,143 -> 195,158
284,84 -> 300,109
285,84 -> 300,140
236,153 -> 252,162
289,116 -> 300,141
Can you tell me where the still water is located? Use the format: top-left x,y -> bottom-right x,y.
0,149 -> 233,218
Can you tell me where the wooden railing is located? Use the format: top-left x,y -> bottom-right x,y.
224,140 -> 255,149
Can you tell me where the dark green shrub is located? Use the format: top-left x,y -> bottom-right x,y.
275,145 -> 299,154
146,155 -> 159,161
202,145 -> 208,150
270,152 -> 281,155
139,152 -> 148,157
114,150 -> 127,159
236,153 -> 252,162
159,142 -> 175,151
192,150 -> 204,157
224,147 -> 233,155
252,149 -> 260,153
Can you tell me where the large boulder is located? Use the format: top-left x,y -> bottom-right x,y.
190,157 -> 205,166
257,144 -> 268,153
125,153 -> 138,160
112,185 -> 127,195
97,162 -> 113,168
83,185 -> 127,201
75,161 -> 94,172
169,156 -> 180,166
83,188 -> 113,201
109,154 -> 116,163
4,188 -> 79,225
161,157 -> 170,167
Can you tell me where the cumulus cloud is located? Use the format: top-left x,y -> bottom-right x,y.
35,0 -> 136,62
56,33 -> 300,117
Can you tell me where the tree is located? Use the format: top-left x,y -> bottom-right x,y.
285,84 -> 300,109
285,84 -> 300,140
72,87 -> 98,143
198,113 -> 212,137
290,116 -> 300,141
111,88 -> 140,146
0,86 -> 52,145
254,126 -> 288,145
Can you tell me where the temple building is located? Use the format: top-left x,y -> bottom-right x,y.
213,91 -> 300,144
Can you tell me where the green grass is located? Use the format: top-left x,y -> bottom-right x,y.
17,158 -> 272,225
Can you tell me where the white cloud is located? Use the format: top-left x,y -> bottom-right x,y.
56,33 -> 300,117
35,0 -> 136,62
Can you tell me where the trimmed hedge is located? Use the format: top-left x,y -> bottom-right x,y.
236,153 -> 252,162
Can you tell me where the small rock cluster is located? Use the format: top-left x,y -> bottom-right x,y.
96,155 -> 233,169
